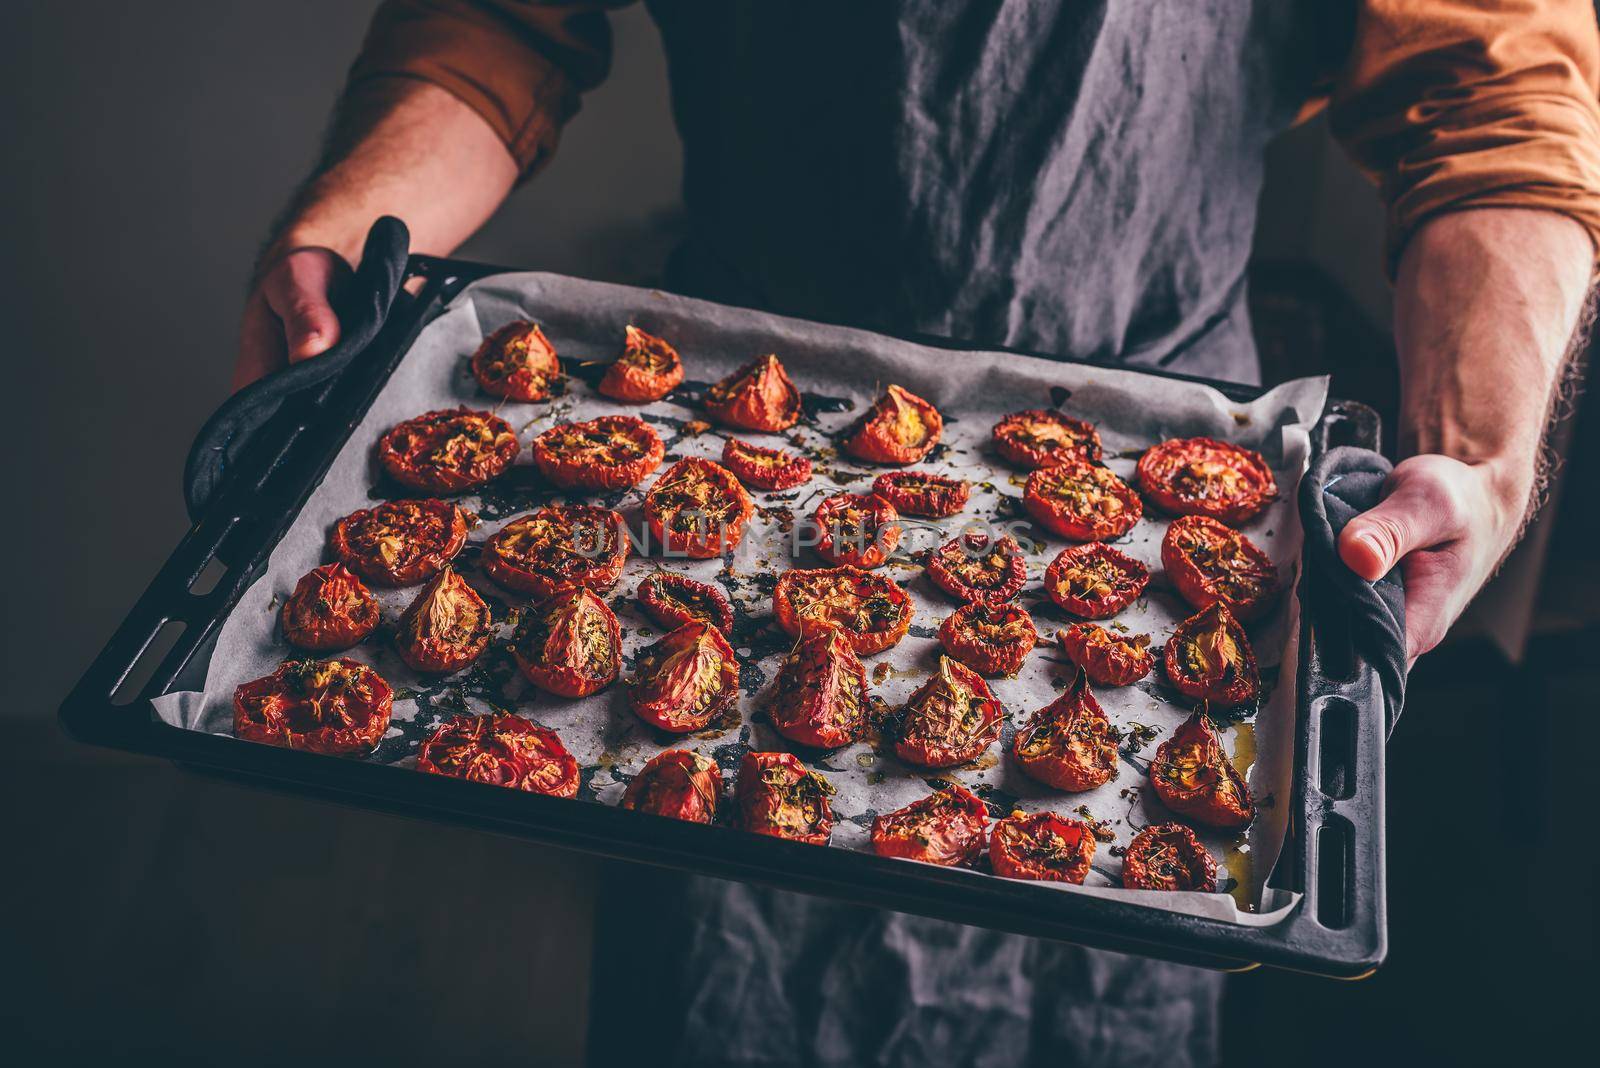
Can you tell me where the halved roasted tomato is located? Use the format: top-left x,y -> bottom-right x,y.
620,749 -> 721,822
721,437 -> 812,491
598,325 -> 683,403
989,811 -> 1095,883
992,409 -> 1102,468
470,320 -> 563,402
531,414 -> 664,491
233,658 -> 392,756
1136,437 -> 1277,524
629,620 -> 741,733
1057,623 -> 1153,687
482,505 -> 629,600
843,384 -> 943,465
1161,515 -> 1279,620
1043,543 -> 1150,619
704,354 -> 802,432
636,571 -> 734,635
735,751 -> 835,844
938,600 -> 1037,677
416,713 -> 579,797
280,563 -> 379,651
1164,602 -> 1259,708
893,655 -> 1004,768
643,458 -> 755,559
813,492 -> 902,569
1012,669 -> 1118,791
871,470 -> 969,518
772,566 -> 912,654
512,587 -> 621,697
1024,458 -> 1143,542
1122,822 -> 1218,891
394,566 -> 492,673
769,626 -> 869,749
1149,712 -> 1255,829
871,784 -> 989,867
925,532 -> 1027,606
330,499 -> 469,587
377,407 -> 519,495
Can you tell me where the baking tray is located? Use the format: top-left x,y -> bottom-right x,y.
59,254 -> 1387,977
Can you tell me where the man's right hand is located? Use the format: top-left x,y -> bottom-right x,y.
233,247 -> 353,391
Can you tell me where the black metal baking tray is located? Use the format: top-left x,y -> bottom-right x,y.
59,254 -> 1387,978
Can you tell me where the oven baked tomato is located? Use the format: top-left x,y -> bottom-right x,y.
704,354 -> 802,432
629,620 -> 741,733
1149,712 -> 1255,829
330,499 -> 469,587
1057,623 -> 1154,687
871,784 -> 989,867
233,657 -> 392,756
769,626 -> 869,749
598,324 -> 683,403
1136,437 -> 1277,524
925,532 -> 1028,606
636,571 -> 734,635
377,407 -> 519,495
772,565 -> 913,655
416,713 -> 579,797
871,470 -> 969,518
280,563 -> 379,651
482,504 -> 629,600
893,655 -> 1004,768
813,492 -> 902,569
394,566 -> 492,673
1024,458 -> 1143,542
992,409 -> 1103,468
1043,543 -> 1150,619
643,457 -> 755,558
470,320 -> 563,402
1012,669 -> 1118,791
620,749 -> 721,822
989,811 -> 1096,883
843,384 -> 943,465
735,751 -> 835,844
1161,515 -> 1279,620
512,586 -> 621,698
1122,822 -> 1218,892
1164,602 -> 1259,708
938,600 -> 1037,677
531,414 -> 664,491
721,437 -> 812,491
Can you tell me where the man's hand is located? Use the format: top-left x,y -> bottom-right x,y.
234,248 -> 351,390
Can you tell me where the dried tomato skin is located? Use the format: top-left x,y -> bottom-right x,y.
1012,669 -> 1118,792
531,414 -> 664,492
769,627 -> 870,749
1056,623 -> 1153,687
620,749 -> 721,822
1122,822 -> 1218,892
721,437 -> 813,491
233,658 -> 393,756
512,587 -> 621,698
377,407 -> 520,495
992,409 -> 1103,469
704,354 -> 802,433
735,751 -> 835,845
629,620 -> 742,733
893,655 -> 1004,769
394,567 -> 493,673
1163,602 -> 1259,708
1136,437 -> 1278,524
1043,543 -> 1151,619
330,499 -> 469,588
843,384 -> 944,465
281,563 -> 380,651
871,470 -> 970,518
871,785 -> 990,867
636,572 -> 735,635
925,532 -> 1028,606
989,812 -> 1096,883
1024,458 -> 1143,542
481,505 -> 629,600
470,320 -> 563,402
643,457 -> 755,559
598,325 -> 684,403
772,565 -> 913,655
938,600 -> 1037,677
417,713 -> 580,797
1161,515 -> 1279,621
813,492 -> 903,569
1149,712 -> 1255,829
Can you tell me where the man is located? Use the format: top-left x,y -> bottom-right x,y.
235,2 -> 1600,1064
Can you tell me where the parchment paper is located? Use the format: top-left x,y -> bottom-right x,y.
155,272 -> 1327,925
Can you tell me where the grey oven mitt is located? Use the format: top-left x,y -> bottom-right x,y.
183,216 -> 411,521
1298,445 -> 1407,733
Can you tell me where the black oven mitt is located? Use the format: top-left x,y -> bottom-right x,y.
183,216 -> 411,521
1298,445 -> 1407,733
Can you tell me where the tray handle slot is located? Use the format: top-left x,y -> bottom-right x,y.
109,619 -> 187,706
1316,696 -> 1357,800
1314,815 -> 1356,930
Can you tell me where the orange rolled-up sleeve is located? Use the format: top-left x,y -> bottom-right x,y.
348,0 -> 625,180
1329,0 -> 1600,268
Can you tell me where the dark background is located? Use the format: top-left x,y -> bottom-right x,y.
3,2 -> 1593,1063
